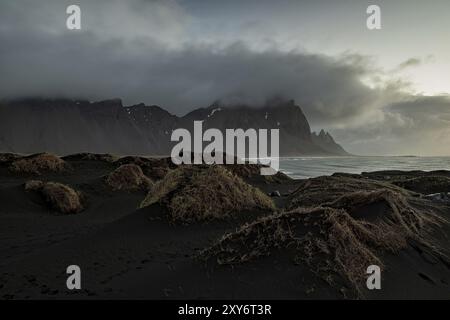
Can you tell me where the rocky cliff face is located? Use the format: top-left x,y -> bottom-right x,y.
311,129 -> 348,156
0,98 -> 349,156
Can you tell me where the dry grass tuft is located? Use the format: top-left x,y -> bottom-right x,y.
9,153 -> 69,174
140,165 -> 275,223
105,164 -> 153,191
225,163 -> 261,178
24,180 -> 84,214
352,171 -> 450,195
115,156 -> 153,167
287,175 -> 410,209
201,188 -> 447,297
24,180 -> 45,191
326,189 -> 443,232
62,153 -> 117,162
115,156 -> 174,180
145,165 -> 171,180
140,167 -> 185,208
392,176 -> 450,194
0,153 -> 22,164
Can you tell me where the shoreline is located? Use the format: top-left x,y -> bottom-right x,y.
0,152 -> 449,300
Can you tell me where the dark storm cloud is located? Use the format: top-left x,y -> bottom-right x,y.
394,58 -> 422,72
1,0 -> 449,155
331,95 -> 450,155
0,12 -> 381,126
387,96 -> 450,137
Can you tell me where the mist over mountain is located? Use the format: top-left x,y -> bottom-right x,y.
0,98 -> 348,157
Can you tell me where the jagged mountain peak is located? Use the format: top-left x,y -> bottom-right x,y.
0,98 -> 349,156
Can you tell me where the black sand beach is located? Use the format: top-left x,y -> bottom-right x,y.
0,153 -> 449,300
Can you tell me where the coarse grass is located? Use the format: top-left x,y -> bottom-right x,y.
105,164 -> 153,191
391,176 -> 450,194
24,180 -> 45,191
287,175 -> 411,209
62,153 -> 117,162
9,153 -> 69,175
140,165 -> 275,223
200,188 -> 447,297
0,153 -> 22,164
115,156 -> 174,180
24,180 -> 84,214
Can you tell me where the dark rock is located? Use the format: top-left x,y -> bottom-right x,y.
270,190 -> 281,197
423,192 -> 450,202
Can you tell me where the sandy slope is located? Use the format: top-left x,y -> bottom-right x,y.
0,155 -> 449,299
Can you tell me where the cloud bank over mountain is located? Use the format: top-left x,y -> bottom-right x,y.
1,0 -> 449,155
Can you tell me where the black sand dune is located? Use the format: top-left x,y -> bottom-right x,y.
0,153 -> 449,300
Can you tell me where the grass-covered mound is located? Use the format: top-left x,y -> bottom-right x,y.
287,175 -> 410,209
391,176 -> 450,195
174,152 -> 291,184
362,170 -> 450,181
9,153 -> 69,175
115,156 -> 153,167
359,170 -> 450,195
24,180 -> 84,214
201,188 -> 447,297
140,165 -> 275,223
115,156 -> 174,180
105,164 -> 153,191
0,153 -> 22,165
62,153 -> 117,162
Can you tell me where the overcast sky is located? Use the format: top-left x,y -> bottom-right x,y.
1,0 -> 450,156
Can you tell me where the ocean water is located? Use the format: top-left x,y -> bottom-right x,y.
279,156 -> 450,179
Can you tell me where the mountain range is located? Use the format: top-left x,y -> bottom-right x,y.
0,98 -> 349,156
